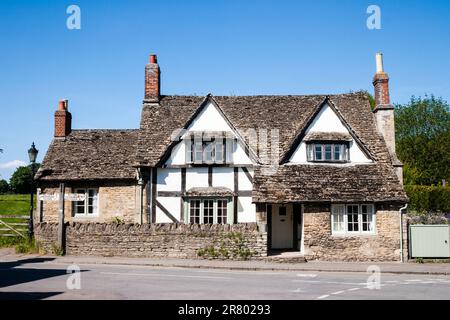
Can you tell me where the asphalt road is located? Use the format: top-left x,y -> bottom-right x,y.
1,258 -> 450,300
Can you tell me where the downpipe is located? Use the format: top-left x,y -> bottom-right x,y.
399,203 -> 408,263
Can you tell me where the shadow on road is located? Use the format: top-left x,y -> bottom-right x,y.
0,257 -> 67,298
0,291 -> 63,300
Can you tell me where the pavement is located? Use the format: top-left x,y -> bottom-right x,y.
1,255 -> 450,300
1,248 -> 450,275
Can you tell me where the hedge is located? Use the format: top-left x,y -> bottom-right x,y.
404,185 -> 450,213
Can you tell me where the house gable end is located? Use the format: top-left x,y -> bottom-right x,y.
161,95 -> 257,166
285,98 -> 374,164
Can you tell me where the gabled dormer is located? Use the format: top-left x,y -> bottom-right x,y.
163,97 -> 255,167
287,99 -> 373,164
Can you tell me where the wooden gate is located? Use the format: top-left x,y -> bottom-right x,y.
0,215 -> 29,238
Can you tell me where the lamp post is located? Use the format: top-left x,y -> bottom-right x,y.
28,142 -> 38,241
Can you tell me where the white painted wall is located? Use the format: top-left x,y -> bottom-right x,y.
289,104 -> 372,164
185,167 -> 209,190
238,168 -> 253,190
212,167 -> 234,190
156,197 -> 181,223
237,197 -> 256,222
157,168 -> 181,191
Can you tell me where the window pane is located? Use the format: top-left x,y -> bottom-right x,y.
334,144 -> 342,161
215,139 -> 224,163
217,199 -> 228,224
204,141 -> 214,162
194,141 -> 203,163
332,205 -> 345,232
347,205 -> 359,232
314,145 -> 322,160
325,145 -> 332,160
203,200 -> 214,224
361,205 -> 374,232
225,139 -> 234,163
74,189 -> 85,215
87,189 -> 98,215
190,200 -> 201,224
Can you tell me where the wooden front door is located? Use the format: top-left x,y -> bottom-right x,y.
271,204 -> 294,249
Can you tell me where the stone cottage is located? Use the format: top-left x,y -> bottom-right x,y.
34,53 -> 408,261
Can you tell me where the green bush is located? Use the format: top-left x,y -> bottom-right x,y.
404,185 -> 450,213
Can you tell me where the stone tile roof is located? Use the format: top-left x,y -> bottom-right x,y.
252,164 -> 407,203
36,92 -> 407,203
36,130 -> 138,181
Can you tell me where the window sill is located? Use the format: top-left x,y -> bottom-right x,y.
330,233 -> 377,238
72,215 -> 100,220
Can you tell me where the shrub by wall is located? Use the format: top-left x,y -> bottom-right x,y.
404,185 -> 450,213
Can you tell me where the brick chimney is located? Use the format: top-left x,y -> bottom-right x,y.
144,54 -> 160,102
54,99 -> 72,138
372,53 -> 403,184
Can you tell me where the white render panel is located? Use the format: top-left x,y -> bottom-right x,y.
237,197 -> 256,223
234,143 -> 252,164
186,167 -> 209,190
289,104 -> 372,164
238,168 -> 253,190
165,142 -> 185,165
156,197 -> 181,223
187,102 -> 233,132
157,168 -> 181,191
212,167 -> 234,190
306,104 -> 347,133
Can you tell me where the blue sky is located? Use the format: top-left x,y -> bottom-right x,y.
0,0 -> 449,180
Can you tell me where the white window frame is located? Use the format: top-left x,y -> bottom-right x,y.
186,198 -> 232,224
307,142 -> 350,163
73,188 -> 99,217
331,204 -> 376,235
185,134 -> 235,165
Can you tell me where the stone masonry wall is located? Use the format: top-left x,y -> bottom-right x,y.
38,184 -> 138,224
34,222 -> 267,259
303,203 -> 403,262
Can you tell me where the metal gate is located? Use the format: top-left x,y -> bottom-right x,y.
0,215 -> 29,238
409,225 -> 450,258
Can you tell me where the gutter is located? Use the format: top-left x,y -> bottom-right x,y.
399,203 -> 408,263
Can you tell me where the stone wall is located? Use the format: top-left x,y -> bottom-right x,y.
34,222 -> 267,259
303,203 -> 404,262
38,182 -> 139,224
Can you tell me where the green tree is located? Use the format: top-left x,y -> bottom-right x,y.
0,179 -> 9,193
395,95 -> 450,185
9,164 -> 40,194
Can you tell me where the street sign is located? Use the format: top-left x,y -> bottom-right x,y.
39,193 -> 86,202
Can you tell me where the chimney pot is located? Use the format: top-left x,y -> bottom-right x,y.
376,53 -> 384,73
150,54 -> 157,64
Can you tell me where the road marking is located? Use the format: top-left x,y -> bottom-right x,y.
347,288 -> 360,292
194,270 -> 282,276
296,274 -> 317,278
100,272 -> 231,280
405,279 -> 422,282
317,294 -> 330,300
385,280 -> 400,283
293,280 -> 366,286
331,290 -> 345,295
